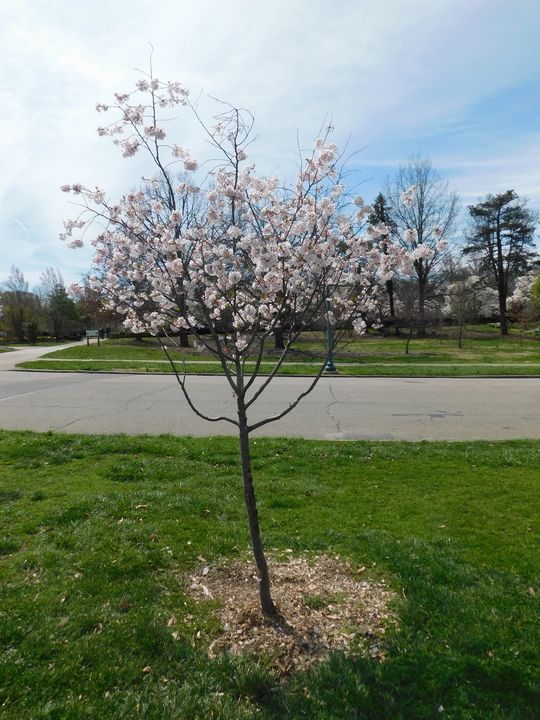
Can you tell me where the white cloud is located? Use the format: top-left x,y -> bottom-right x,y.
432,137 -> 540,251
1,0 -> 539,284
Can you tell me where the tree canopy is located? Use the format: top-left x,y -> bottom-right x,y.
384,156 -> 458,335
60,69 -> 411,616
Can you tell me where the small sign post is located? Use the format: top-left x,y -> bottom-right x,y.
86,330 -> 100,347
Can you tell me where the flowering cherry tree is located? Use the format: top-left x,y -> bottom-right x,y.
508,272 -> 539,317
62,70 -> 408,617
508,271 -> 540,336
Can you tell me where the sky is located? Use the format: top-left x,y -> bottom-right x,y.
1,0 -> 539,289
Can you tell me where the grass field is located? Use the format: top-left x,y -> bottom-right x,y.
15,330 -> 540,377
17,358 -> 540,377
1,431 -> 539,718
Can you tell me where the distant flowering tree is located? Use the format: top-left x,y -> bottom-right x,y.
508,271 -> 540,329
533,276 -> 540,319
62,70 -> 409,617
385,156 -> 458,337
443,274 -> 499,325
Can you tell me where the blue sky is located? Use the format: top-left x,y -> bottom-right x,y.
1,0 -> 539,288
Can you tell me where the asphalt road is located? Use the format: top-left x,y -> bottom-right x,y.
0,369 -> 538,440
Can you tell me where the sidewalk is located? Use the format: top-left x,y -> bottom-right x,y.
0,341 -> 86,372
14,356 -> 540,368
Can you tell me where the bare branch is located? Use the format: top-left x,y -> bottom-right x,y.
247,362 -> 328,433
158,339 -> 238,426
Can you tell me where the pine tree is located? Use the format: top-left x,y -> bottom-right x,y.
463,190 -> 537,335
369,193 -> 397,327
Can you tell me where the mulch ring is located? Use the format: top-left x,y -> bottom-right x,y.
187,553 -> 398,674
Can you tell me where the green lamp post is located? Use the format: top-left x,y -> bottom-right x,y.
324,298 -> 337,373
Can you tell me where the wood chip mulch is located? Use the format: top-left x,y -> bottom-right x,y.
187,553 -> 397,674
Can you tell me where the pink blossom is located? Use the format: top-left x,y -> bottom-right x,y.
401,185 -> 417,207
62,70 -> 407,368
121,139 -> 140,157
404,228 -> 416,244
411,244 -> 433,260
123,106 -> 145,124
144,126 -> 166,140
353,318 -> 366,334
172,145 -> 187,159
227,226 -> 242,239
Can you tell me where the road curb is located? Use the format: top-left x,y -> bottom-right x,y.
10,367 -> 540,380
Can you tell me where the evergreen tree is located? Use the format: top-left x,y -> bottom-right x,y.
39,269 -> 80,341
43,284 -> 80,340
463,190 -> 537,335
369,192 -> 397,327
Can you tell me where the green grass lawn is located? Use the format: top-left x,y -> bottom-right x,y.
15,331 -> 540,376
1,431 -> 539,718
17,358 -> 540,377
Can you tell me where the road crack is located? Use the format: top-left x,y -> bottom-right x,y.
325,381 -> 343,436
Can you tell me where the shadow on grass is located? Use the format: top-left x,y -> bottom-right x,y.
233,532 -> 539,719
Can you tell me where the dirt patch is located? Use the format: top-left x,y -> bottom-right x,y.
187,553 -> 397,674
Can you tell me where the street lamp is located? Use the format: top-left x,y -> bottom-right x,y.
324,298 -> 337,373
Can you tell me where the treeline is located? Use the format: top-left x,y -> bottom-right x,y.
2,157 -> 539,345
0,268 -> 119,344
367,157 -> 539,337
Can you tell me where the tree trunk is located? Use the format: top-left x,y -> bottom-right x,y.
405,325 -> 413,355
178,330 -> 190,348
12,310 -> 25,343
386,280 -> 400,336
386,279 -> 395,318
273,327 -> 285,350
498,290 -> 508,336
495,208 -> 508,336
417,278 -> 427,338
237,402 -> 278,617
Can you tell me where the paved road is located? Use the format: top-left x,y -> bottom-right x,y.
0,370 -> 538,440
